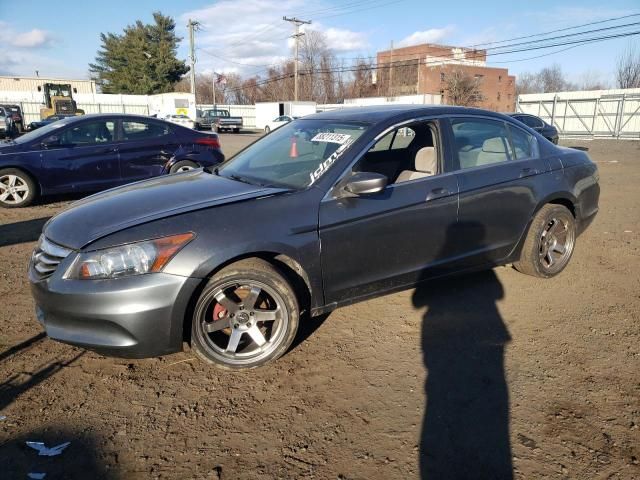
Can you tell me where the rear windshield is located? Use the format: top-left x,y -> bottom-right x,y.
219,119 -> 369,189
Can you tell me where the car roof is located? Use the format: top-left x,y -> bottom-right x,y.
48,113 -> 167,124
303,104 -> 513,125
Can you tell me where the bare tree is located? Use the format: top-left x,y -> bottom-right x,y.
578,70 -> 608,91
515,71 -> 540,95
537,64 -> 575,93
616,43 -> 640,89
445,70 -> 485,106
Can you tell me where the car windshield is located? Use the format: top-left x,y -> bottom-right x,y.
219,119 -> 369,189
12,119 -> 73,144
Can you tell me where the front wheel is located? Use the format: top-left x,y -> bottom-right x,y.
0,168 -> 37,208
191,259 -> 299,370
514,204 -> 576,278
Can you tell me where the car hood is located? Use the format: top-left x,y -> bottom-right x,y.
44,170 -> 287,250
0,141 -> 26,153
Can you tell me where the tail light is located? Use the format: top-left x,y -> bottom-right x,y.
195,136 -> 221,149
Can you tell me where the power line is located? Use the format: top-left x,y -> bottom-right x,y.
468,12 -> 640,48
220,29 -> 640,95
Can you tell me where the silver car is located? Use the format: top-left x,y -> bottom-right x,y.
0,106 -> 11,138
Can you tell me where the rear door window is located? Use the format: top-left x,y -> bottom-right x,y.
122,121 -> 170,141
451,118 -> 512,169
508,125 -> 538,160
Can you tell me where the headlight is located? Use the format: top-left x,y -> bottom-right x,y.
64,233 -> 194,280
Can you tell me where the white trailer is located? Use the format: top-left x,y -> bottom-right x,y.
148,93 -> 197,120
255,101 -> 316,130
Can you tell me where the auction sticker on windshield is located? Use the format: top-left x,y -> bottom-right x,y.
309,138 -> 354,185
311,132 -> 352,144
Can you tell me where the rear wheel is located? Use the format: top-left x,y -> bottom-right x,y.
169,160 -> 199,174
191,258 -> 299,370
0,168 -> 37,208
514,204 -> 576,278
264,126 -> 270,134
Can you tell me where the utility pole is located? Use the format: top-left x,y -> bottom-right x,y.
187,19 -> 200,97
212,74 -> 216,107
389,40 -> 394,97
283,16 -> 311,101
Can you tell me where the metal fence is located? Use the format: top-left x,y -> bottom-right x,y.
3,100 -> 150,125
2,99 -> 257,128
517,92 -> 640,139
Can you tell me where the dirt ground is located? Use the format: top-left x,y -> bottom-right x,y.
0,136 -> 638,479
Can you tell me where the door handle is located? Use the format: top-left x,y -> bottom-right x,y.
519,167 -> 538,178
426,187 -> 449,201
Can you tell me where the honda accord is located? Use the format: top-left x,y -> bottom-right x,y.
29,105 -> 600,370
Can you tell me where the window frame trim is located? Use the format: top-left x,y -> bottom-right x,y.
323,115 -> 451,200
444,114 -> 541,173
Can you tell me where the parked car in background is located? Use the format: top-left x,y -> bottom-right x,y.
0,104 -> 24,133
196,109 -> 243,133
28,106 -> 599,370
0,113 -> 224,207
264,115 -> 298,133
28,114 -> 77,131
0,106 -> 12,138
507,113 -> 559,144
164,114 -> 195,130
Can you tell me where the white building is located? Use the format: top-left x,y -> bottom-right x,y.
0,76 -> 98,95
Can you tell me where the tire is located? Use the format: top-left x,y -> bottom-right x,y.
0,168 -> 37,208
264,126 -> 270,134
194,123 -> 201,130
191,258 -> 300,370
513,204 -> 576,278
169,160 -> 199,174
233,128 -> 240,134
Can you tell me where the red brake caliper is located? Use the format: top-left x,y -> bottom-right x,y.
213,303 -> 227,322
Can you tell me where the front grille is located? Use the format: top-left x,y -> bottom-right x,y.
31,236 -> 72,280
54,100 -> 74,114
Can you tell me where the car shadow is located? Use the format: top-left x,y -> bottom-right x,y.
412,223 -> 513,479
0,217 -> 51,247
289,313 -> 331,352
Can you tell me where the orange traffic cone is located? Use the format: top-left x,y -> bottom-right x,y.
289,136 -> 298,158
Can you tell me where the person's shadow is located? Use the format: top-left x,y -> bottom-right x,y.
412,222 -> 513,479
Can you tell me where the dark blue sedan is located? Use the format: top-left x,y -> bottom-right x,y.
0,114 -> 224,207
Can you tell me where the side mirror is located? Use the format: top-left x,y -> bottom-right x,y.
342,172 -> 388,197
41,135 -> 60,148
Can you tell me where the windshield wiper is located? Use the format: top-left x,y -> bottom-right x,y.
227,173 -> 256,185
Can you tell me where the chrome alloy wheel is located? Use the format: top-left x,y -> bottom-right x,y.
0,174 -> 30,205
539,215 -> 575,274
195,280 -> 288,366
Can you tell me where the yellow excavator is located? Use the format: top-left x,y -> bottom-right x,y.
39,83 -> 85,120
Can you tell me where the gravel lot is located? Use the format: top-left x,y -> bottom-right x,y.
0,136 -> 638,479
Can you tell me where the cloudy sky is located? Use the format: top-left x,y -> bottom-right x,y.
1,0 -> 638,85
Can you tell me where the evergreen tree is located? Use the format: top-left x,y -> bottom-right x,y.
89,12 -> 189,94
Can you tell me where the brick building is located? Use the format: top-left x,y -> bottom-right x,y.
376,43 -> 516,112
